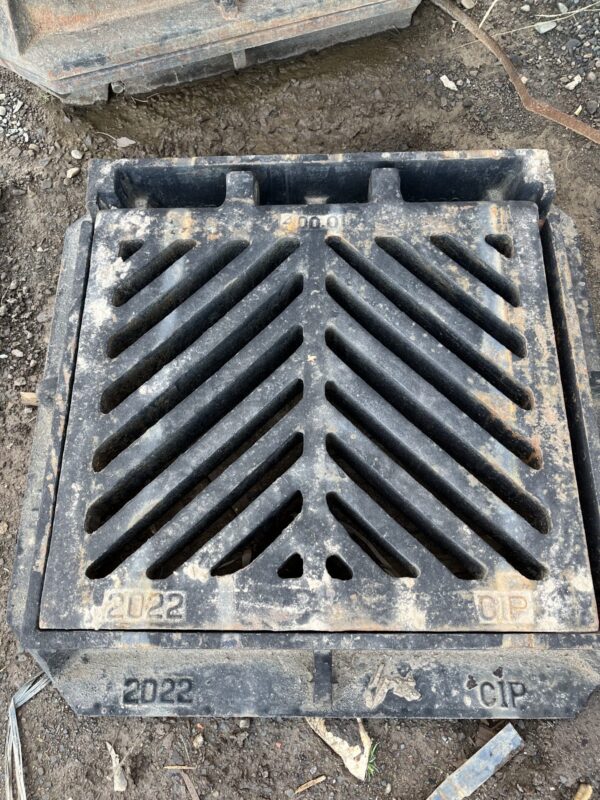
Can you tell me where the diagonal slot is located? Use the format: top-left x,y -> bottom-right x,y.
430,234 -> 520,305
326,327 -> 550,533
326,236 -> 533,409
486,234 -> 515,259
94,273 -> 304,470
327,492 -> 419,578
326,274 -> 541,468
112,240 -> 196,306
326,434 -> 484,579
107,239 -> 248,357
85,380 -> 303,578
211,491 -> 303,576
327,383 -> 546,579
86,326 -> 303,532
147,432 -> 304,579
376,235 -> 527,357
101,237 -> 300,412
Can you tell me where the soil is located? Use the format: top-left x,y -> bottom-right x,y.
1,1 -> 600,798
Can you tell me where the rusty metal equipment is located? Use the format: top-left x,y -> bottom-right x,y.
9,150 -> 600,717
0,0 -> 421,104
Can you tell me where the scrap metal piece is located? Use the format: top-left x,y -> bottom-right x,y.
426,723 -> 523,800
0,0 -> 421,103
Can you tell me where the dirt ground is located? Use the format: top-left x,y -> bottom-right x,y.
1,1 -> 600,798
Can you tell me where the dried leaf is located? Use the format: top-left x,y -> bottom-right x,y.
105,742 -> 127,792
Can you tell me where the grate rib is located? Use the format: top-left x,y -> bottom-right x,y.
326,382 -> 546,579
86,326 -> 303,532
326,236 -> 533,409
326,326 -> 550,533
101,237 -> 300,412
326,273 -> 541,468
429,234 -> 520,306
375,235 -> 527,357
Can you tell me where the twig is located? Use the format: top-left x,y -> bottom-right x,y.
5,673 -> 50,800
537,0 -> 600,17
295,775 -> 327,795
479,0 -> 502,28
453,1 -> 600,45
176,770 -> 201,800
429,0 -> 600,146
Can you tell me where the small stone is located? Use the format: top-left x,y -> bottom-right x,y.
588,71 -> 597,81
238,719 -> 250,729
71,149 -> 83,160
11,348 -> 24,358
557,1 -> 568,12
460,0 -> 476,8
586,99 -> 599,114
520,3 -> 530,9
0,106 -> 6,117
440,74 -> 458,91
13,99 -> 23,113
0,521 -> 8,536
192,732 -> 204,749
66,166 -> 80,179
534,20 -> 557,33
565,74 -> 583,90
385,784 -> 392,795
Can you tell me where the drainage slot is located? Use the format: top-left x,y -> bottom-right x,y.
326,383 -> 546,580
326,274 -> 541,469
326,433 -> 484,580
211,491 -> 303,576
327,492 -> 419,578
277,553 -> 304,579
326,327 -> 550,534
326,236 -> 533,410
107,240 -> 248,357
112,240 -> 197,306
376,235 -> 527,357
86,326 -> 303,532
326,554 -> 353,581
101,237 -> 300,412
430,234 -> 520,306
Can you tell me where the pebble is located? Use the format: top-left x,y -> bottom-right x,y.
460,0 -> 476,8
557,1 -> 568,12
11,348 -> 24,358
66,167 -> 80,179
440,75 -> 458,91
586,99 -> 599,113
535,20 -> 558,33
566,74 -> 583,90
0,106 -> 6,117
238,719 -> 250,729
70,149 -> 83,160
521,3 -> 530,9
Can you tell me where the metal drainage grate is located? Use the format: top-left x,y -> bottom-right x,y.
10,151 -> 600,717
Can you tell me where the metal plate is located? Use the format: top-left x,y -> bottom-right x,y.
38,165 -> 597,633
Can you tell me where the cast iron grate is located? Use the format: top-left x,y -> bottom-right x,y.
37,162 -> 597,633
10,152 -> 600,717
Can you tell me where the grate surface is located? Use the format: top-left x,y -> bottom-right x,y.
39,167 -> 598,633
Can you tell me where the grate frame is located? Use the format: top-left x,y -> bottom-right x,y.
9,150 -> 600,718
